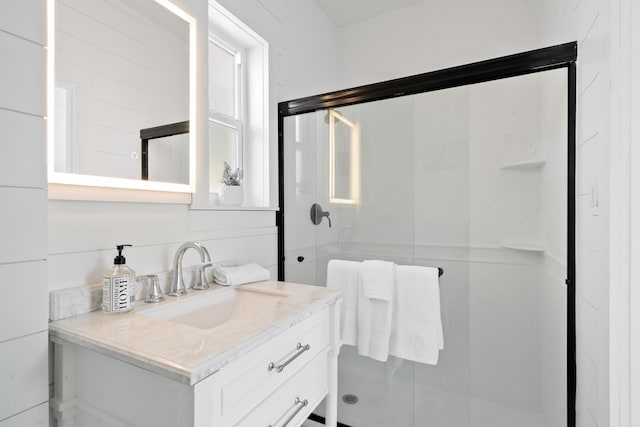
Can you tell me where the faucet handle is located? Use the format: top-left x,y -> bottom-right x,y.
202,261 -> 213,281
140,275 -> 164,303
192,262 -> 212,291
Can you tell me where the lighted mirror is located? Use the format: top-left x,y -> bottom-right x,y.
329,109 -> 360,204
47,0 -> 196,193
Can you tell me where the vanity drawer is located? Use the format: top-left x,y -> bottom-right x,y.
216,308 -> 330,424
236,350 -> 328,427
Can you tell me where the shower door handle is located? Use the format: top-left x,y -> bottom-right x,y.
310,203 -> 331,227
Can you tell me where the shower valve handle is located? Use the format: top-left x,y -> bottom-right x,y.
310,203 -> 332,228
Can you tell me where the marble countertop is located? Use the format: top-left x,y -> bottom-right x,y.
49,281 -> 341,385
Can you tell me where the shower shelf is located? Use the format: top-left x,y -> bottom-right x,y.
500,243 -> 545,253
499,160 -> 546,170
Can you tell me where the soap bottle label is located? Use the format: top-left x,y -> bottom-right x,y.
102,276 -> 135,312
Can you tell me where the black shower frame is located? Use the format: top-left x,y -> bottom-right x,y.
277,42 -> 577,426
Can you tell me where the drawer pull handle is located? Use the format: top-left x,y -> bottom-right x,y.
268,397 -> 309,427
268,343 -> 311,373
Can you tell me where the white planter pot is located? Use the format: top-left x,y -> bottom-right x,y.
219,185 -> 244,205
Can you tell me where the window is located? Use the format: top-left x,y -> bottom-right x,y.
208,36 -> 243,193
204,1 -> 269,207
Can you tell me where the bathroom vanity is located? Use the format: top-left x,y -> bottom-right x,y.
49,281 -> 342,427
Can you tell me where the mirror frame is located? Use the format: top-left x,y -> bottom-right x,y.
141,120 -> 189,182
46,0 -> 197,194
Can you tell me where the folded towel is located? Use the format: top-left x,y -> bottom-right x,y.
361,260 -> 395,301
326,259 -> 361,346
212,263 -> 270,286
357,260 -> 395,361
390,265 -> 443,365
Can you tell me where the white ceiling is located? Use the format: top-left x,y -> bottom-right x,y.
314,0 -> 427,27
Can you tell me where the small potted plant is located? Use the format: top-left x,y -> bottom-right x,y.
219,161 -> 244,205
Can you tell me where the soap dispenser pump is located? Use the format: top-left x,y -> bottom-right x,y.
102,244 -> 136,313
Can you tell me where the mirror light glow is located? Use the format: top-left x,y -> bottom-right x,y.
329,109 -> 361,205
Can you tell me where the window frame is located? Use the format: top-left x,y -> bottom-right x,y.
191,0 -> 270,210
208,34 -> 245,193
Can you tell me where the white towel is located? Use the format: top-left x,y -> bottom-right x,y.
361,260 -> 395,300
390,265 -> 443,365
326,259 -> 360,346
212,263 -> 270,286
357,260 -> 395,362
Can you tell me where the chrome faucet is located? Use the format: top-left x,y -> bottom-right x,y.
169,242 -> 212,296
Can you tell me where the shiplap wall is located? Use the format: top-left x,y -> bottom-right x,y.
0,0 -> 49,425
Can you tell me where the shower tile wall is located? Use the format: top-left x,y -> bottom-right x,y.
468,75 -> 543,248
413,88 -> 470,248
411,72 -> 566,427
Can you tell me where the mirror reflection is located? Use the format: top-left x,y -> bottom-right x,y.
140,120 -> 189,184
329,109 -> 360,204
53,0 -> 190,185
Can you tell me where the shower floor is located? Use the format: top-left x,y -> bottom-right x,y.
312,347 -> 545,427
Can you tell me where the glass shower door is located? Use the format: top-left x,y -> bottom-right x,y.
318,98 -> 419,427
281,65 -> 569,427
282,112 -> 321,285
284,98 -> 420,426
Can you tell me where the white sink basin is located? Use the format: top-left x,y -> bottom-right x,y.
142,287 -> 291,330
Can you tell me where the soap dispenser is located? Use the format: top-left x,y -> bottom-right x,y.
102,244 -> 136,313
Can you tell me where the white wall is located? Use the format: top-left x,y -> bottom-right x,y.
628,2 -> 640,422
336,0 -> 570,89
0,0 -> 49,425
608,0 -> 640,425
571,1 -> 612,426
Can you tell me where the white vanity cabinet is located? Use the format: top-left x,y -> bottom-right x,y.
198,307 -> 332,426
50,282 -> 341,427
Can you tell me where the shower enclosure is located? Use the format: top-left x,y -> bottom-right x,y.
278,44 -> 576,427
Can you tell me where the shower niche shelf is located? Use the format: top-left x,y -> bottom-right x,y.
499,159 -> 546,170
500,243 -> 545,253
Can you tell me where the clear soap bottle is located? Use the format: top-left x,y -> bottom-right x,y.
102,244 -> 136,313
